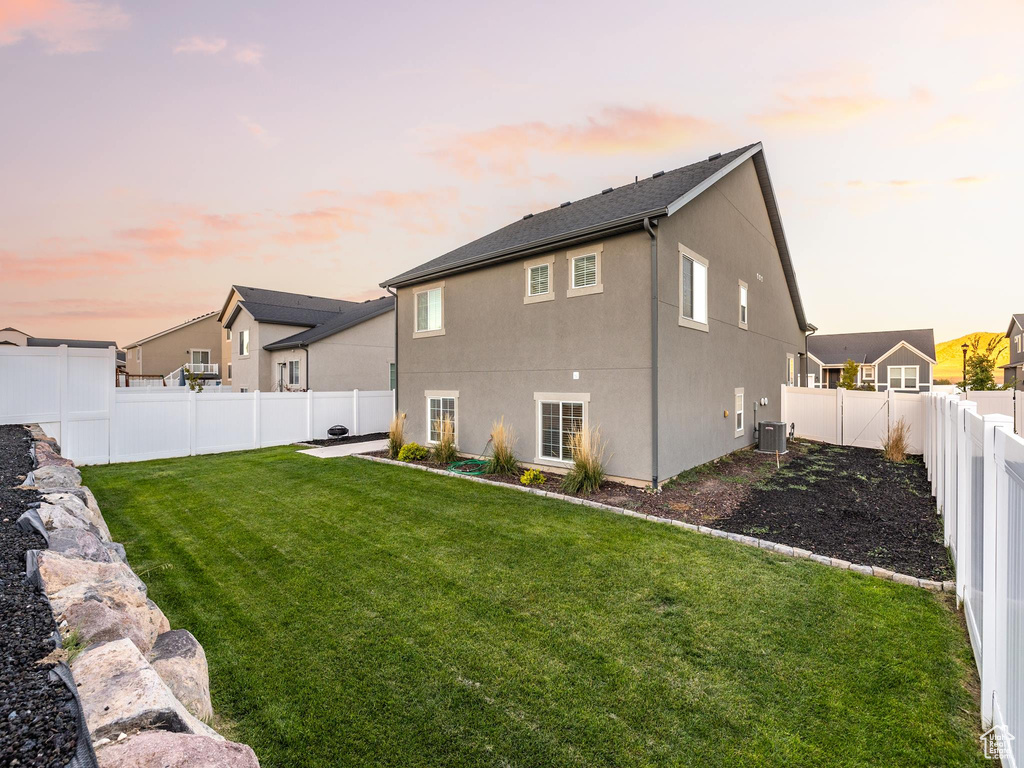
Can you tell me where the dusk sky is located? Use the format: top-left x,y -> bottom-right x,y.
1,0 -> 1020,345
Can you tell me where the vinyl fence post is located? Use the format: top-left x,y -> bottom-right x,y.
352,389 -> 360,436
306,390 -> 314,442
188,390 -> 197,456
58,344 -> 69,451
835,387 -> 844,446
955,401 -> 977,595
981,415 -> 1014,727
253,390 -> 261,449
992,428 -> 1013,735
886,387 -> 895,432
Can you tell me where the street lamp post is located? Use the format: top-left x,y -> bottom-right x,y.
961,343 -> 969,390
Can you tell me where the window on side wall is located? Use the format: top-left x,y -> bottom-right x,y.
565,245 -> 603,297
414,284 -> 444,336
226,329 -> 231,341
288,360 -> 300,386
427,394 -> 456,443
389,362 -> 396,391
523,255 -> 555,304
227,364 -> 232,380
529,263 -> 550,296
861,365 -> 875,381
238,330 -> 249,357
786,355 -> 795,386
889,365 -> 918,390
738,280 -> 748,329
734,389 -> 744,436
539,400 -> 585,462
679,244 -> 709,332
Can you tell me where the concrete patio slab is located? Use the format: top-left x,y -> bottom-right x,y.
296,439 -> 388,459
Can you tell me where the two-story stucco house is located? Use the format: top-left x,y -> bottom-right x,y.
217,286 -> 395,393
805,329 -> 936,392
1003,314 -> 1024,389
382,143 -> 812,486
124,311 -> 222,383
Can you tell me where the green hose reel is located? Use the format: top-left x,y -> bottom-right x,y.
448,459 -> 489,476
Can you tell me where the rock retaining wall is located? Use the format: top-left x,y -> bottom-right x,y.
17,426 -> 259,768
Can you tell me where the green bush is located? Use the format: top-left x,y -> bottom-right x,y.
397,442 -> 429,462
519,468 -> 546,486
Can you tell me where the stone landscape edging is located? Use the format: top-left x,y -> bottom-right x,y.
354,453 -> 955,593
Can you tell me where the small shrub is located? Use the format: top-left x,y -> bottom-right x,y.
388,412 -> 407,460
560,427 -> 607,495
397,442 -> 429,462
520,468 -> 546,486
431,415 -> 458,464
883,417 -> 910,463
486,417 -> 520,475
62,628 -> 85,664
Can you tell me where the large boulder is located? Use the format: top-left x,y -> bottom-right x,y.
147,630 -> 213,721
30,550 -> 145,596
95,731 -> 259,768
30,463 -> 83,490
36,501 -> 97,536
34,439 -> 75,469
42,491 -> 111,541
48,528 -> 122,563
71,639 -> 222,742
50,580 -> 170,652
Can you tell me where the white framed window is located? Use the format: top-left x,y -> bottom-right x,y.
227,363 -> 232,379
786,354 -> 795,386
288,360 -> 300,386
861,365 -> 875,381
414,282 -> 445,337
389,362 -> 396,391
738,280 -> 748,329
425,391 -> 458,444
535,396 -> 587,463
1015,334 -> 1022,354
523,254 -> 555,304
226,328 -> 231,341
529,263 -> 550,295
190,349 -> 211,365
240,387 -> 248,393
888,365 -> 919,390
565,244 -> 603,297
679,243 -> 708,332
135,348 -> 141,361
734,388 -> 744,436
238,329 -> 249,357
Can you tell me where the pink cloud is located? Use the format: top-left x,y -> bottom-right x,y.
117,223 -> 184,243
173,35 -> 226,55
430,107 -> 719,180
751,93 -> 890,130
275,207 -> 368,244
233,43 -> 263,65
238,115 -> 277,147
0,248 -> 135,282
0,0 -> 128,53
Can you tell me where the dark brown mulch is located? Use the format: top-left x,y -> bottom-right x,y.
363,439 -> 949,581
301,432 -> 388,447
714,444 -> 951,581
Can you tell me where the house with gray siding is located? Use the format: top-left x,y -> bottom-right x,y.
382,142 -> 812,487
806,329 -> 936,391
1002,314 -> 1024,389
217,286 -> 395,393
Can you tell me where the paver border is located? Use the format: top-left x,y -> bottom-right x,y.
353,453 -> 954,593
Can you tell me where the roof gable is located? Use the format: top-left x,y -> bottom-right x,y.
262,296 -> 395,350
126,311 -> 218,349
1006,313 -> 1024,337
807,329 -> 936,367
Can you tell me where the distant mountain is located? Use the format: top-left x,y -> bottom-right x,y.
933,332 -> 1010,382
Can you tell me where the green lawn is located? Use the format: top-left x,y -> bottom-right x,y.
83,448 -> 984,768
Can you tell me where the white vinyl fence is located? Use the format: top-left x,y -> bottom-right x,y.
924,393 -> 1024,766
1,345 -> 393,465
783,386 -> 1016,453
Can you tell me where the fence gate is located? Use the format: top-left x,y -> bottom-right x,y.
841,389 -> 890,449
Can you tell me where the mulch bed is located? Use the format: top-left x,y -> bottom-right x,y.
301,432 -> 387,447
0,425 -> 79,767
364,439 -> 950,581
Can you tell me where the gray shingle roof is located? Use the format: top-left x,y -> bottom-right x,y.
263,296 -> 395,350
1006,314 -> 1024,337
383,143 -> 759,288
807,329 -> 936,366
26,337 -> 118,349
222,285 -> 380,329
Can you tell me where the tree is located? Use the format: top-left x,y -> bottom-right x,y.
184,365 -> 205,393
957,333 -> 1006,391
838,359 -> 860,389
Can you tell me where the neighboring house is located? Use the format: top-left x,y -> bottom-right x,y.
382,142 -> 812,486
0,328 -> 125,369
1002,314 -> 1024,389
217,286 -> 395,393
806,329 -> 936,392
124,312 -> 222,382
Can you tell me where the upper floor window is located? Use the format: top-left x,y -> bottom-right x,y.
738,280 -> 748,329
413,282 -> 445,337
566,244 -> 603,298
226,328 -> 231,341
389,362 -> 396,390
572,254 -> 597,289
135,348 -> 141,361
529,263 -> 550,296
238,329 -> 249,357
679,244 -> 708,332
288,360 -> 300,385
786,354 -> 795,386
190,349 -> 210,365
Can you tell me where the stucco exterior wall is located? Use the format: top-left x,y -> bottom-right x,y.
0,329 -> 29,346
125,315 -> 222,377
396,230 -> 653,481
654,157 -> 806,481
306,311 -> 394,391
875,346 -> 932,392
806,358 -> 822,386
220,290 -> 241,385
267,348 -> 309,391
227,312 -> 299,392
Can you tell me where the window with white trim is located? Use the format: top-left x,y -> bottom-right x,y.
389,362 -> 396,391
679,245 -> 708,330
571,254 -> 597,289
227,363 -> 232,379
288,360 -> 300,386
226,329 -> 231,341
734,389 -> 744,436
786,355 -> 795,386
427,396 -> 456,443
135,348 -> 141,361
528,263 -> 550,296
738,280 -> 748,329
888,365 -> 918,390
539,400 -> 584,461
415,287 -> 443,333
238,329 -> 249,357
190,349 -> 210,366
861,365 -> 875,381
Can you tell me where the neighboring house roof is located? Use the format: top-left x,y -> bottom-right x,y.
126,311 -> 218,349
807,329 -> 937,367
381,142 -> 808,331
1,326 -> 28,334
0,340 -> 15,345
263,296 -> 395,350
218,285 -> 357,324
1006,313 -> 1024,337
26,337 -> 119,349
